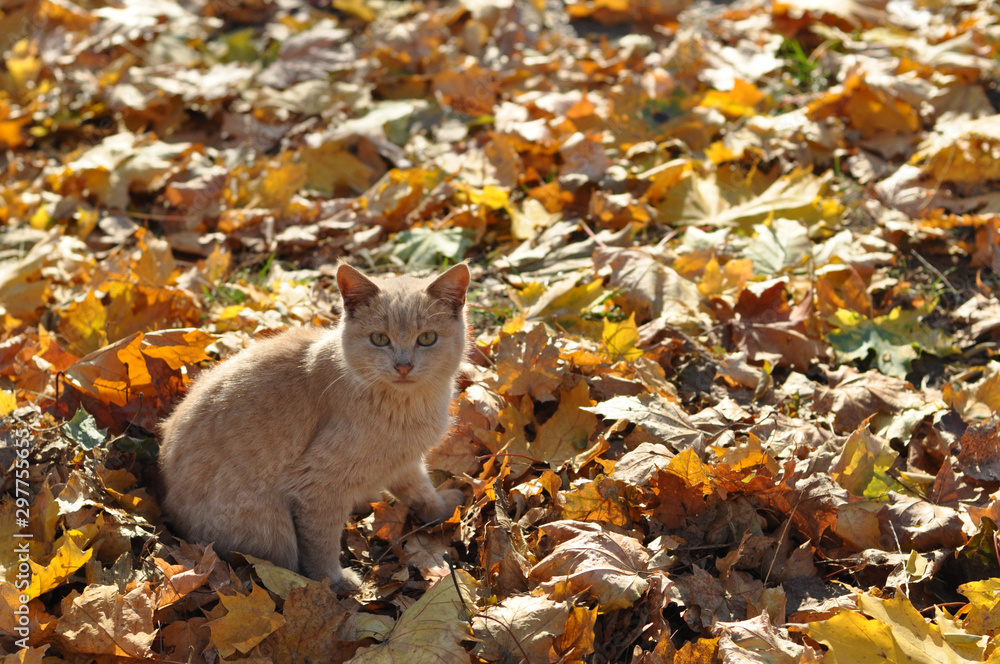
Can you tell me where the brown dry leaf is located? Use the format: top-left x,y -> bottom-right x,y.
401,532 -> 454,581
814,368 -> 925,433
371,500 -> 409,541
159,618 -> 211,664
610,442 -> 675,486
945,362 -> 1000,423
957,419 -> 1000,482
758,474 -> 846,543
346,569 -> 476,664
713,613 -> 814,663
55,584 -> 156,657
594,246 -> 706,328
155,545 -> 218,608
482,522 -> 531,597
585,394 -> 706,452
473,594 -> 571,663
261,583 -> 360,664
530,520 -> 650,611
494,325 -> 564,402
879,494 -> 966,551
729,279 -> 825,371
206,582 -> 285,658
669,566 -> 735,631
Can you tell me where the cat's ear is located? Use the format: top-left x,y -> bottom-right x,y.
427,263 -> 470,312
337,264 -> 380,314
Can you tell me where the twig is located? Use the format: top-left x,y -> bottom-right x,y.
911,250 -> 959,297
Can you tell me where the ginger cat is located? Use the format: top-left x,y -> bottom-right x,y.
158,263 -> 469,590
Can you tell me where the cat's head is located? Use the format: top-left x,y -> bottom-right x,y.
335,263 -> 470,392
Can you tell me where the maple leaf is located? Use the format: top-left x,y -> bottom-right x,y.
494,324 -> 563,401
262,583 -> 360,663
26,535 -> 93,600
602,314 -> 644,362
585,394 -> 706,452
958,578 -> 1000,636
473,594 -> 571,663
557,476 -> 633,527
530,520 -> 650,611
206,583 -> 285,658
829,425 -> 903,499
807,593 -> 984,664
532,380 -> 600,470
55,584 -> 156,657
346,569 -> 476,664
154,545 -> 218,608
828,305 -> 956,377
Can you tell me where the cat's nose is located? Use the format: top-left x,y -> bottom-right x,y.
395,363 -> 412,377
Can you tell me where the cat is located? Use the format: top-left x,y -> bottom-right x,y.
158,263 -> 470,591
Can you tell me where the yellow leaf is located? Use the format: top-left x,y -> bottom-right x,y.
705,141 -> 735,164
665,449 -> 712,491
474,397 -> 535,478
495,325 -> 563,402
532,380 -> 599,470
697,255 -> 752,298
347,570 -> 477,664
59,290 -> 108,356
0,391 -> 16,416
243,554 -> 316,600
25,536 -> 93,599
808,593 -> 985,664
700,79 -> 764,118
602,314 -> 643,362
461,185 -> 510,211
28,206 -> 51,230
958,579 -> 1000,636
556,476 -> 631,527
207,583 -> 285,658
74,206 -> 99,238
333,0 -> 375,21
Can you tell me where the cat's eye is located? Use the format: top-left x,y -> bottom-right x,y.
370,332 -> 390,347
417,331 -> 438,346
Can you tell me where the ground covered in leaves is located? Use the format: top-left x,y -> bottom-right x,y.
2,0 -> 1000,662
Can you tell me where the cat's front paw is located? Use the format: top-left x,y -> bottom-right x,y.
416,488 -> 464,523
329,566 -> 362,594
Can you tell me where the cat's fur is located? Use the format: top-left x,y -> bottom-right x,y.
158,263 -> 469,590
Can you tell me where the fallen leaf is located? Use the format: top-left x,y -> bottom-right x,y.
494,325 -> 564,402
585,394 -> 706,452
206,583 -> 285,658
533,380 -> 599,470
530,520 -> 650,611
55,584 -> 156,657
261,582 -> 360,663
473,594 -> 571,663
346,569 -> 476,664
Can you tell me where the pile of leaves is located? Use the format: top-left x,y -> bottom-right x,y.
3,0 -> 1000,661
